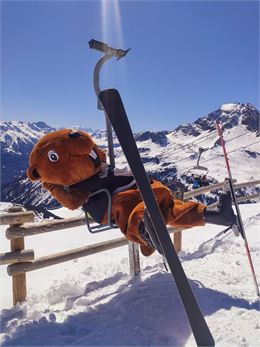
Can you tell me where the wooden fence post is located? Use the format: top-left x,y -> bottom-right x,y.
128,241 -> 140,277
8,206 -> 27,305
174,231 -> 182,253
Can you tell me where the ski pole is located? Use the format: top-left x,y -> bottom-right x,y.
215,121 -> 260,297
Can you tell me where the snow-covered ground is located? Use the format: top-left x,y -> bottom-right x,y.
0,202 -> 260,346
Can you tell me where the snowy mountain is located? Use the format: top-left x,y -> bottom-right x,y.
0,121 -> 55,186
112,102 -> 259,187
176,103 -> 259,135
1,102 -> 259,208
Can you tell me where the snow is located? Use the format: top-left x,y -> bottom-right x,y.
220,103 -> 239,113
159,123 -> 260,183
1,202 -> 260,346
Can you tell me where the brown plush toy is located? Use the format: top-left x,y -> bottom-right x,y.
27,128 -> 208,256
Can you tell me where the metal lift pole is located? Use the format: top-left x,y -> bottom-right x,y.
89,39 -> 131,168
93,54 -> 115,167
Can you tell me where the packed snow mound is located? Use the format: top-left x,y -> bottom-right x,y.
1,203 -> 260,346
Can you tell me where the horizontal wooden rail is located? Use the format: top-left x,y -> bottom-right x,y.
166,227 -> 184,234
183,179 -> 259,199
8,237 -> 128,276
235,192 -> 260,202
6,215 -> 87,240
183,179 -> 237,199
0,211 -> 34,226
207,192 -> 260,209
233,179 -> 260,190
6,226 -> 181,276
0,249 -> 34,265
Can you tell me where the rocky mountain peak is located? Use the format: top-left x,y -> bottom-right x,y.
135,131 -> 169,147
175,102 -> 259,136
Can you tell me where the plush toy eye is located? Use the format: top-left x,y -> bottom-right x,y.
48,150 -> 59,162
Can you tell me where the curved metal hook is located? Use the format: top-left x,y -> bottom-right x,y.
89,39 -> 130,168
89,39 -> 131,109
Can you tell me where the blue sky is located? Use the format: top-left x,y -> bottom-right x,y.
2,0 -> 259,131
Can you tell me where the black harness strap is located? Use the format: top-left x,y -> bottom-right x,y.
68,166 -> 135,223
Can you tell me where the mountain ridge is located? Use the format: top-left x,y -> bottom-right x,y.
1,102 -> 259,209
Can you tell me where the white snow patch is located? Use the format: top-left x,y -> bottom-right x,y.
220,103 -> 239,112
1,203 -> 260,346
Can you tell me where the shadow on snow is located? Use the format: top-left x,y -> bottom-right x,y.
1,271 -> 258,346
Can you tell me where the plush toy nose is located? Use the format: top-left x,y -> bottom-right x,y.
68,130 -> 81,138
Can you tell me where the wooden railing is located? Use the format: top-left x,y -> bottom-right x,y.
183,179 -> 260,200
1,178 -> 259,305
0,207 -> 141,305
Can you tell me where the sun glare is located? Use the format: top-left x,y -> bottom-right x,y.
101,0 -> 124,47
101,0 -> 127,83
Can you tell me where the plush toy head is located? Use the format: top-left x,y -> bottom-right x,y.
27,129 -> 106,186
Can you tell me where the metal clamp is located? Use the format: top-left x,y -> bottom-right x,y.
85,189 -> 117,233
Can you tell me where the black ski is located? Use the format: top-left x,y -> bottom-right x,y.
99,88 -> 215,347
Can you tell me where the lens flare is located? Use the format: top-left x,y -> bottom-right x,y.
101,0 -> 108,44
100,0 -> 127,84
112,0 -> 124,48
101,0 -> 124,47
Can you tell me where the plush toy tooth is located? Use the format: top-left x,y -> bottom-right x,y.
89,149 -> 97,159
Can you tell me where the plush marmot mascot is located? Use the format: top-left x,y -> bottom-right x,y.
27,129 -> 236,256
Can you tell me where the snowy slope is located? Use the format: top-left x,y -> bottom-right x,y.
1,202 -> 260,346
0,121 -> 54,154
131,103 -> 260,183
0,121 -> 55,186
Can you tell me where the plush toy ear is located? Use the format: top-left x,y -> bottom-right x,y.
27,166 -> 41,181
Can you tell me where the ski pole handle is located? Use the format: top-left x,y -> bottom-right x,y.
88,39 -> 130,60
215,122 -> 232,175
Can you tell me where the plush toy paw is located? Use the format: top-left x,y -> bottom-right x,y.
140,244 -> 156,257
218,192 -> 236,225
204,192 -> 236,226
43,183 -> 90,210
